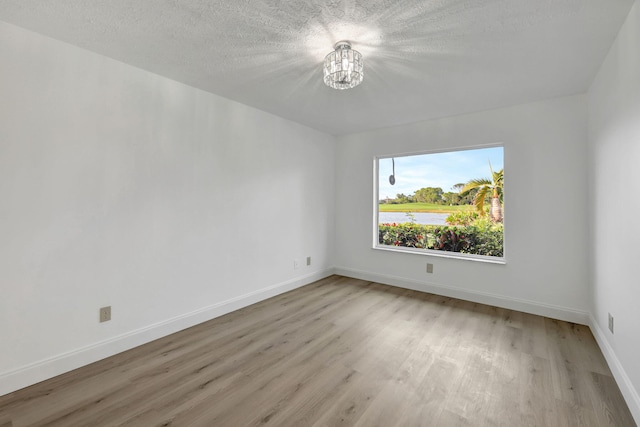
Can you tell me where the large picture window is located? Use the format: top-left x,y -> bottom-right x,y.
375,146 -> 504,261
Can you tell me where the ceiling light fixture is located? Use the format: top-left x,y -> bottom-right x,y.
323,41 -> 363,90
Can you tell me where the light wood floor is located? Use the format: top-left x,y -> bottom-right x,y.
0,275 -> 635,426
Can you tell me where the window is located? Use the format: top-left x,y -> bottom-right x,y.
375,146 -> 504,261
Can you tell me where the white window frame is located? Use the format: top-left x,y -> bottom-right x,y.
373,144 -> 506,264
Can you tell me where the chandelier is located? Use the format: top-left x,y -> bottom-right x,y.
323,41 -> 363,90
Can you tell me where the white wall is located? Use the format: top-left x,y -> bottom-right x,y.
588,0 -> 640,421
335,95 -> 590,322
0,22 -> 335,395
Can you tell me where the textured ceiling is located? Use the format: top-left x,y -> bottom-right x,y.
0,0 -> 634,135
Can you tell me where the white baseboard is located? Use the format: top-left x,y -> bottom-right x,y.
334,267 -> 589,325
589,314 -> 640,425
0,269 -> 334,397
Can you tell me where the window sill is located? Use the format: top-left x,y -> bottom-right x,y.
373,244 -> 506,265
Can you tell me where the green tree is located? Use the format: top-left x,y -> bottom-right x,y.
460,165 -> 504,222
452,183 -> 476,204
442,192 -> 462,205
395,193 -> 413,204
414,187 -> 444,204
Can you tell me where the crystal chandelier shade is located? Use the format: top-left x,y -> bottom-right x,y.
323,41 -> 363,90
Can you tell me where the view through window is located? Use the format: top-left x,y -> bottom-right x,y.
376,146 -> 504,260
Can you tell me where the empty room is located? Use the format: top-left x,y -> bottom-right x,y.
1,1 -> 639,426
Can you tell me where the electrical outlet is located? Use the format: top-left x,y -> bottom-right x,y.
306,256 -> 311,266
608,313 -> 614,334
294,259 -> 300,270
426,263 -> 434,274
100,306 -> 111,323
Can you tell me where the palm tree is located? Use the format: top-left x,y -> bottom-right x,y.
460,164 -> 504,222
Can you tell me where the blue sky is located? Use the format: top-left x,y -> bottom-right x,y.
378,146 -> 504,200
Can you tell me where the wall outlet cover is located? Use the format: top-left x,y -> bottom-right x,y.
100,306 -> 111,323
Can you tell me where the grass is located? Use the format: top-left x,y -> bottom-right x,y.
378,203 -> 474,213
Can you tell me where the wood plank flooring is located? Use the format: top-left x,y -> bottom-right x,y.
0,275 -> 635,426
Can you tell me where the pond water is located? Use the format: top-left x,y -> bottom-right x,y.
379,212 -> 449,225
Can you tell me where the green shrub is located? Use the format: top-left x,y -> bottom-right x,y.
463,222 -> 503,257
430,227 -> 471,252
378,221 -> 503,257
378,222 -> 430,248
445,210 -> 480,226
